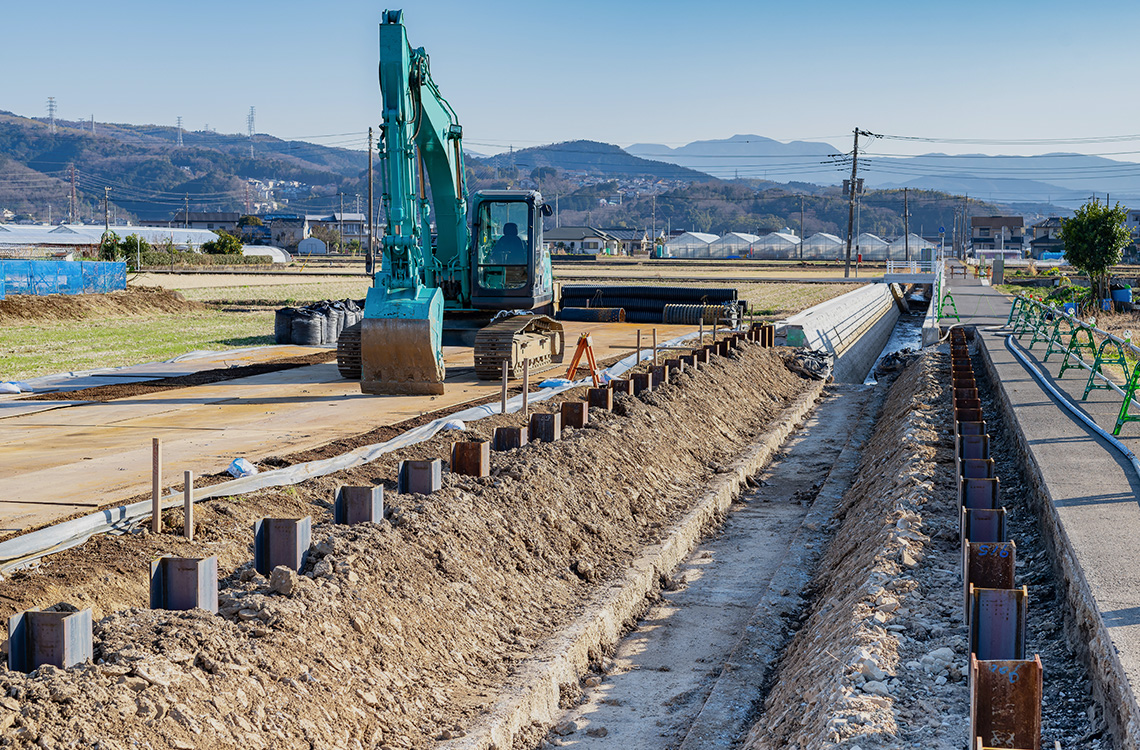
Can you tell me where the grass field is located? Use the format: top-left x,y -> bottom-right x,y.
1,308 -> 276,381
0,277 -> 855,381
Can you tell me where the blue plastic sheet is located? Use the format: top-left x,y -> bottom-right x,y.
0,260 -> 125,298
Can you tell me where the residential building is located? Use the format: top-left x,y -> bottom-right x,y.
307,213 -> 367,249
544,226 -> 648,255
1028,217 -> 1064,259
262,212 -> 310,249
142,211 -> 241,234
970,216 -> 1025,256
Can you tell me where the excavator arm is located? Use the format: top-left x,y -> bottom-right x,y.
359,9 -> 470,395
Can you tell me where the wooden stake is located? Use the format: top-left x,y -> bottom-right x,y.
652,328 -> 658,365
522,358 -> 530,417
636,329 -> 641,364
500,359 -> 509,415
183,470 -> 194,541
699,318 -> 704,345
151,438 -> 162,534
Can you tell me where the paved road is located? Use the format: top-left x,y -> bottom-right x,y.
948,269 -> 1140,736
0,321 -> 692,537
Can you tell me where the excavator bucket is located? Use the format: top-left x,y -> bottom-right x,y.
359,282 -> 446,395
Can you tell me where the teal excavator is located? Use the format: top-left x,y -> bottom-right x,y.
340,9 -> 564,395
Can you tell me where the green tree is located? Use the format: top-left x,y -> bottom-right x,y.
1061,199 -> 1130,303
237,215 -> 263,227
310,225 -> 340,250
201,230 -> 243,255
99,231 -> 122,261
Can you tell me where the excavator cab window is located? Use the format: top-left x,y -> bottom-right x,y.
475,200 -> 531,291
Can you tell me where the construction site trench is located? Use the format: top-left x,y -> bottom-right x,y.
0,320 -> 1117,749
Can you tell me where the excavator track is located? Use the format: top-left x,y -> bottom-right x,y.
338,316 -> 566,382
336,322 -> 363,380
474,314 -> 566,380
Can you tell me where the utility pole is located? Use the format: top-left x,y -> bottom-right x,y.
69,165 -> 76,224
652,194 -> 656,244
367,127 -> 374,274
799,195 -> 805,259
963,194 -> 969,259
904,187 -> 910,263
103,187 -> 111,235
90,114 -> 95,134
555,191 -> 559,228
184,194 -> 189,228
843,128 -> 867,278
339,192 -> 345,252
247,107 -> 255,158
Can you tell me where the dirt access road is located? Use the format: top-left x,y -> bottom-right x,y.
0,321 -> 692,537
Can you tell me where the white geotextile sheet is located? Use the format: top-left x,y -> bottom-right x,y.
0,331 -> 707,574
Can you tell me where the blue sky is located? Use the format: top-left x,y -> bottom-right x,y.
3,0 -> 1139,159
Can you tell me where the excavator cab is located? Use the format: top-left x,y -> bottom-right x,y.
470,190 -> 554,313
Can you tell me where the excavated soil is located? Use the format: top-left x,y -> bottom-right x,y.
0,286 -> 203,323
740,347 -> 1105,750
0,344 -> 812,749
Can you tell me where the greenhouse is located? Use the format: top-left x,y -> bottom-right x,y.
664,232 -> 718,259
886,233 -> 935,259
853,233 -> 889,261
751,232 -> 800,260
800,232 -> 844,260
708,232 -> 759,259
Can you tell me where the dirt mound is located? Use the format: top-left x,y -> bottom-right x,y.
0,344 -> 811,748
0,286 -> 203,323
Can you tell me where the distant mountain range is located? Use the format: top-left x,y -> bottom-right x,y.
627,134 -> 1140,206
479,140 -> 707,181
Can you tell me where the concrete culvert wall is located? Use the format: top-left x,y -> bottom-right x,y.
0,345 -> 815,749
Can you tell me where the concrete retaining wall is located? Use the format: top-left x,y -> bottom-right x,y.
780,284 -> 900,383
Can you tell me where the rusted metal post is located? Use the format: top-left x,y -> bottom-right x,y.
150,556 -> 218,613
610,378 -> 632,395
7,608 -> 93,672
969,654 -> 1042,750
529,412 -> 561,443
152,438 -> 162,535
636,329 -> 642,364
968,585 -> 1028,660
588,387 -> 613,411
397,459 -> 442,494
493,426 -> 527,451
964,541 -> 1016,614
451,441 -> 491,477
183,470 -> 194,541
253,517 -> 312,575
561,401 -> 588,429
334,486 -> 384,524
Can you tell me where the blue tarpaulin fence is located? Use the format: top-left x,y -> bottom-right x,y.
0,261 -> 125,300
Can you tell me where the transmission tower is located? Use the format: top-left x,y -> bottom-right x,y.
46,97 -> 56,134
247,106 -> 255,158
176,116 -> 183,147
90,115 -> 95,134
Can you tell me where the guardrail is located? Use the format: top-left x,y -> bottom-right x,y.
1008,295 -> 1140,434
886,258 -> 937,275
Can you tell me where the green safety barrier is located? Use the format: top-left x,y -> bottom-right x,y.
1083,337 -> 1131,400
1114,366 -> 1140,435
1057,325 -> 1098,379
1043,316 -> 1077,361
